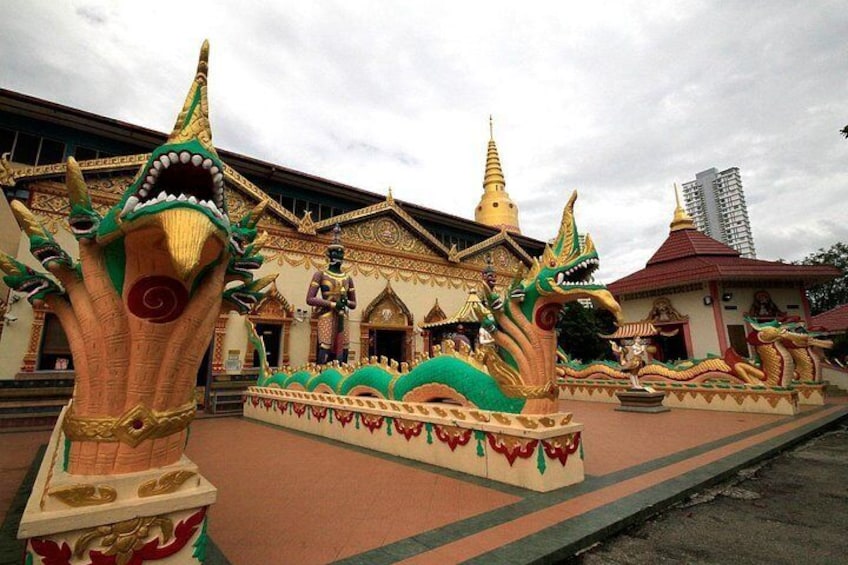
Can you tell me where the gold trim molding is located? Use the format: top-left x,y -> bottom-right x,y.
138,470 -> 197,498
63,402 -> 196,447
47,484 -> 117,507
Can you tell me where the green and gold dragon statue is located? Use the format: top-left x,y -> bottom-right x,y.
558,316 -> 832,388
257,191 -> 622,415
0,41 -> 272,475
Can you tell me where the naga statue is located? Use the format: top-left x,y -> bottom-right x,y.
0,42 -> 271,475
257,191 -> 622,415
559,316 -> 833,388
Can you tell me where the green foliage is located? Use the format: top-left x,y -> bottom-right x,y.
795,242 -> 848,315
556,302 -> 616,363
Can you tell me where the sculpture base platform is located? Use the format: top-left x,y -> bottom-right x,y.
615,389 -> 670,413
244,386 -> 584,492
18,404 -> 217,565
559,379 -> 800,415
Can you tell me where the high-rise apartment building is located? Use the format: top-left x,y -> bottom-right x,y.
680,167 -> 756,258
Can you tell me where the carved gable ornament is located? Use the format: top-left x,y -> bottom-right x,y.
250,283 -> 293,320
424,299 -> 447,324
646,297 -> 687,324
363,282 -> 413,327
747,290 -> 786,320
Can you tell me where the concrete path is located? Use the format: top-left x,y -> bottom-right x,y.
2,398 -> 846,564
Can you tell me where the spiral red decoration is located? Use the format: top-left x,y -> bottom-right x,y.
127,275 -> 188,324
535,303 -> 561,331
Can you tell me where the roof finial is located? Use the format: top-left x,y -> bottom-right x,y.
475,114 -> 520,233
386,186 -> 394,204
670,182 -> 695,232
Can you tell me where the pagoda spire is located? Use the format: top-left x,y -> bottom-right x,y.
475,116 -> 521,233
670,182 -> 695,231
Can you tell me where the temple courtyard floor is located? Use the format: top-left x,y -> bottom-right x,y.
2,397 -> 847,564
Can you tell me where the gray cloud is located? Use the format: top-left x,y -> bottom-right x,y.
2,1 -> 845,282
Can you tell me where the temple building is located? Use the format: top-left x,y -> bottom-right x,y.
0,89 -> 544,413
608,190 -> 840,361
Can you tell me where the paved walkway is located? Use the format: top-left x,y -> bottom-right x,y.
2,399 -> 847,564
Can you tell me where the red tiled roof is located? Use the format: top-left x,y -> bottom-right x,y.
609,227 -> 842,295
810,304 -> 848,332
646,229 -> 739,265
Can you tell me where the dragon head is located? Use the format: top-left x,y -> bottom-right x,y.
0,252 -> 63,304
519,191 -> 622,326
223,274 -> 277,314
227,229 -> 269,282
9,200 -> 74,271
97,41 -> 230,283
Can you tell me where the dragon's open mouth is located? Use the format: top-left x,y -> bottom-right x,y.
233,258 -> 261,274
553,257 -> 599,286
18,277 -> 50,299
120,150 -> 225,221
31,243 -> 66,266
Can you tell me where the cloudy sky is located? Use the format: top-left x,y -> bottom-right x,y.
2,1 -> 846,281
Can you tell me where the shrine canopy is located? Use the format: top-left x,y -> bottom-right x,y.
420,289 -> 491,330
609,211 -> 840,296
599,321 -> 677,340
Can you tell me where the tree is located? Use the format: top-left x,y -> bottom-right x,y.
556,301 -> 617,362
841,125 -> 848,139
796,242 -> 848,315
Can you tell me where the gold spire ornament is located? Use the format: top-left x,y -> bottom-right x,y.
167,40 -> 217,156
670,182 -> 695,231
474,115 -> 521,233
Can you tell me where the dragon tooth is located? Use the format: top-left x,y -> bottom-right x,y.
121,196 -> 139,217
159,155 -> 171,168
152,160 -> 162,171
188,195 -> 198,204
202,158 -> 213,169
145,176 -> 155,185
149,168 -> 159,178
210,166 -> 219,175
191,154 -> 202,166
138,188 -> 148,198
178,194 -> 188,201
166,194 -> 177,202
167,152 -> 179,163
213,172 -> 223,184
179,151 -> 191,164
156,191 -> 166,201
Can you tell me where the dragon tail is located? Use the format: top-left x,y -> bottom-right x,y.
245,317 -> 269,384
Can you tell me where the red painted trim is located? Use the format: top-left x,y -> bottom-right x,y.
709,281 -> 728,352
681,321 -> 693,358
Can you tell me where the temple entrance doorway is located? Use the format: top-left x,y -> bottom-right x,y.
369,329 -> 405,362
654,325 -> 688,362
360,282 -> 414,365
253,323 -> 282,367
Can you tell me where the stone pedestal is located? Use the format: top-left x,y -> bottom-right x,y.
245,387 -> 585,492
615,389 -> 670,413
18,404 -> 217,564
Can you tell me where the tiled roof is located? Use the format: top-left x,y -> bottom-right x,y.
646,229 -> 739,265
600,322 -> 661,339
609,227 -> 841,295
810,304 -> 848,332
420,289 -> 490,329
